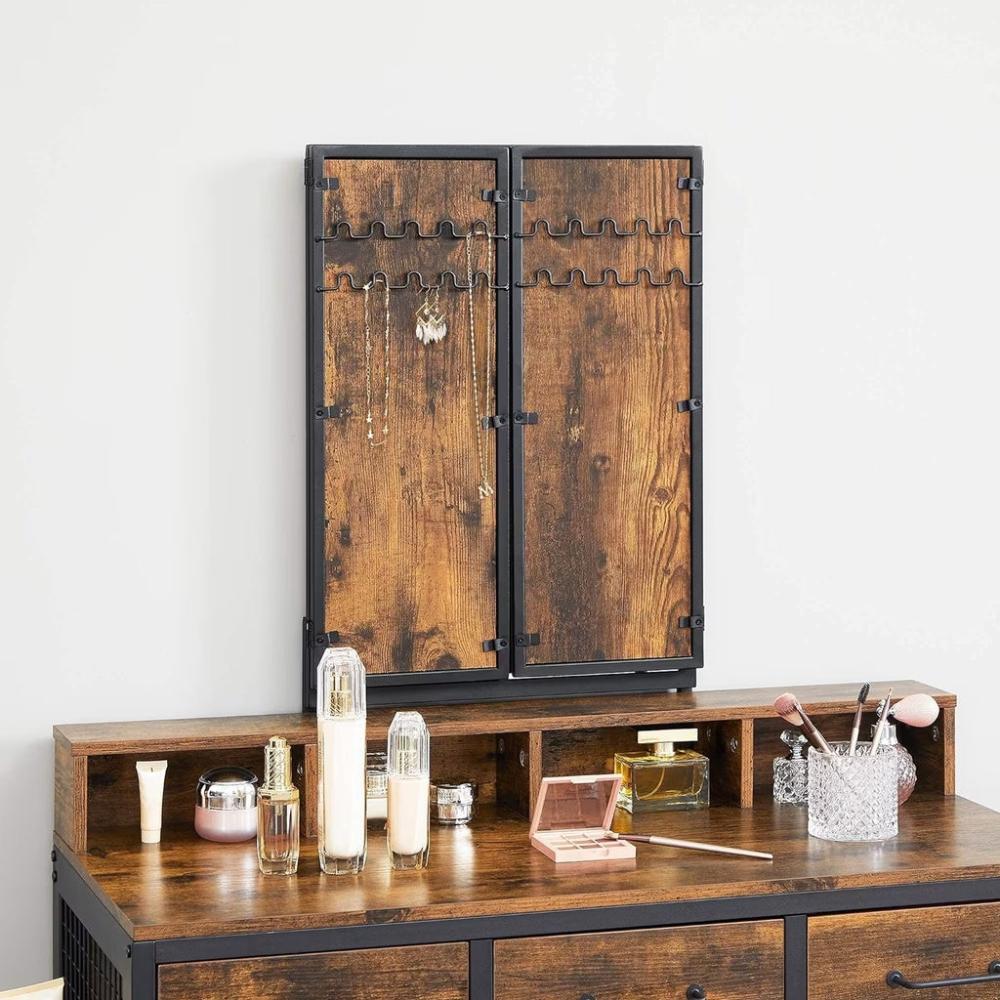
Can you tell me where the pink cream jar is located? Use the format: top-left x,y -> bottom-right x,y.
194,766 -> 259,843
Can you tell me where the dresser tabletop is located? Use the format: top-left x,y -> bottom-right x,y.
59,795 -> 1000,942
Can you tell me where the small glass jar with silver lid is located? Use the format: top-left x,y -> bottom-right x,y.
430,782 -> 476,825
195,766 -> 259,842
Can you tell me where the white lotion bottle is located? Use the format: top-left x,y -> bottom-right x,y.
387,711 -> 430,870
317,647 -> 367,875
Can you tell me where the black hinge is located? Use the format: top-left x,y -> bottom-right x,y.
515,632 -> 540,647
480,414 -> 509,429
482,637 -> 509,652
481,188 -> 537,203
304,160 -> 339,190
315,404 -> 344,419
314,630 -> 341,646
676,398 -> 703,413
513,410 -> 539,425
678,614 -> 705,630
677,176 -> 704,191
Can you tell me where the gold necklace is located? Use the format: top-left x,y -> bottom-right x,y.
363,277 -> 391,446
464,230 -> 495,498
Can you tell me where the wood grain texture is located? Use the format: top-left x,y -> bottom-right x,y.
495,731 -> 540,816
53,681 -> 955,751
54,736 -> 87,852
322,158 -> 499,675
899,705 -> 955,796
159,942 -> 468,1000
495,920 -> 783,1000
809,901 -> 1000,999
520,157 -> 694,664
59,796 -> 1000,941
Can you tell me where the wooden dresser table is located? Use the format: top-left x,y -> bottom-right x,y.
52,682 -> 1000,999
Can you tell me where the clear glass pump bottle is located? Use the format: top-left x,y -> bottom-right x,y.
615,727 -> 710,813
317,647 -> 367,875
257,736 -> 300,875
387,711 -> 430,870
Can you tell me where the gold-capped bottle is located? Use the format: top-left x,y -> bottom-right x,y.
614,728 -> 710,813
257,736 -> 300,875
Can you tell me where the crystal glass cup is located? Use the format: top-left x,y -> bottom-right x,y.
807,742 -> 898,842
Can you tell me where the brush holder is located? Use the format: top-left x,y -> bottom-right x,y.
807,743 -> 898,843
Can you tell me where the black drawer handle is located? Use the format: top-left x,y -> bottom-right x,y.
887,960 -> 1000,989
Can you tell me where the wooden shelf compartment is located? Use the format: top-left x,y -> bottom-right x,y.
54,680 -> 955,854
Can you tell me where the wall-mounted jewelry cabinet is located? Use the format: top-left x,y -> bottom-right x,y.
304,145 -> 703,707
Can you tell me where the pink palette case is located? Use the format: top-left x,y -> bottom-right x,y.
529,774 -> 636,863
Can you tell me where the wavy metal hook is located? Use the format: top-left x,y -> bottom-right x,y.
516,267 -> 702,289
515,217 -> 701,239
316,219 -> 506,242
316,270 -> 509,293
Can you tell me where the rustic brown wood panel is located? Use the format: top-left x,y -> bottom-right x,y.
698,718 -> 754,808
53,681 -> 955,750
520,157 -> 694,664
809,901 -> 1000,999
754,713 -> 857,800
321,158 -> 499,674
303,743 -> 318,839
159,942 -> 468,1000
60,796 -> 1000,941
54,736 -> 87,852
495,730 -> 541,816
899,705 -> 955,796
495,920 -> 783,1000
426,734 -> 499,805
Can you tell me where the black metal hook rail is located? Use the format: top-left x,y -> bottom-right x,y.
316,220 -> 506,242
515,217 -> 701,239
316,270 -> 509,293
517,267 -> 702,289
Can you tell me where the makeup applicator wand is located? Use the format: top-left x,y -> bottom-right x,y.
849,682 -> 871,756
774,693 -> 833,754
605,831 -> 773,861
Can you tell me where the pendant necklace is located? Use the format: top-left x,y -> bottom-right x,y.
415,286 -> 447,344
465,228 -> 495,499
363,276 -> 391,446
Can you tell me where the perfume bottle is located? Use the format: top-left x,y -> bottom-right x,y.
773,729 -> 809,804
387,711 -> 430,870
872,722 -> 917,804
257,737 -> 300,875
614,728 -> 710,813
317,647 -> 367,875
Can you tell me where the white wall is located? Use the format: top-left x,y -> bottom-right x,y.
2,0 -> 999,987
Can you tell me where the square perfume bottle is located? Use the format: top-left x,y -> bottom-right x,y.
614,728 -> 710,813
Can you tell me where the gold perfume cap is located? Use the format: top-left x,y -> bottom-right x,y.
637,727 -> 698,755
262,736 -> 294,793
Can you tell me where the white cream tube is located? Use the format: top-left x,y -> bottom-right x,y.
136,760 -> 168,844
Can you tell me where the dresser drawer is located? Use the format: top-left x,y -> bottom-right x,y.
810,902 -> 1000,998
158,942 -> 468,1000
495,920 -> 784,1000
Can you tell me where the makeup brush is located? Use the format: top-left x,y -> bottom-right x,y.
848,682 -> 871,756
889,693 -> 940,729
605,831 -> 773,861
774,693 -> 833,754
870,687 -> 894,754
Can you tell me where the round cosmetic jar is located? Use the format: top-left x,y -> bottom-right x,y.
430,782 -> 476,825
195,766 -> 259,843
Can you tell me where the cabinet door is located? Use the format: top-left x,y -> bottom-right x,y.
495,920 -> 783,999
511,147 -> 702,677
159,942 -> 469,1000
306,147 -> 510,691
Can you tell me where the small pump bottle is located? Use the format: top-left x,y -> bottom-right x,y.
387,711 -> 431,870
317,647 -> 367,875
257,736 -> 300,875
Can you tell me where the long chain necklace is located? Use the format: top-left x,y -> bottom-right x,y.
465,230 -> 495,498
363,276 -> 391,446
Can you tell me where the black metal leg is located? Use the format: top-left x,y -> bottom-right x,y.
128,942 -> 156,1000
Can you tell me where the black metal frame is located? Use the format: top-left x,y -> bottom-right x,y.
304,144 -> 703,709
51,847 -> 1000,1000
510,145 -> 704,681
